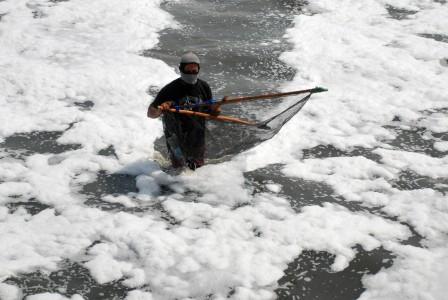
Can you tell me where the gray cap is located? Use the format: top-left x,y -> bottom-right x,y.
180,52 -> 200,65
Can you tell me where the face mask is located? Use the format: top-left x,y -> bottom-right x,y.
180,72 -> 198,85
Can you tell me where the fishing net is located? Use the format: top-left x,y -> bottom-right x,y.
153,92 -> 312,164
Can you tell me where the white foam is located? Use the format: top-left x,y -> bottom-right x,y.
125,290 -> 153,300
0,283 -> 22,300
434,141 -> 448,152
244,0 -> 448,297
1,0 -> 448,298
265,183 -> 282,193
283,156 -> 397,203
26,293 -> 84,300
359,245 -> 448,300
0,0 -> 176,159
375,148 -> 448,178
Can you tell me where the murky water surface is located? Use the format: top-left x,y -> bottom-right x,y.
2,0 -> 447,299
5,261 -> 131,300
148,0 -> 304,160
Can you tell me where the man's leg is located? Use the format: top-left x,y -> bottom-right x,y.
165,134 -> 185,168
169,153 -> 184,168
186,144 -> 205,170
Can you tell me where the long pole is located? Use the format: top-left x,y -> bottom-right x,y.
159,87 -> 328,125
162,108 -> 256,125
217,86 -> 327,106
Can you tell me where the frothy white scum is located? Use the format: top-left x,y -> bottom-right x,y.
0,0 -> 447,299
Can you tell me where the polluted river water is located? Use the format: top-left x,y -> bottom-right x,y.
0,0 -> 448,299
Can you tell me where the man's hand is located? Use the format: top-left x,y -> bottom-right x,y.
147,101 -> 173,118
159,101 -> 173,111
209,104 -> 221,116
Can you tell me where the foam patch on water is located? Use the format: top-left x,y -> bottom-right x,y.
359,245 -> 448,300
0,190 -> 410,298
375,148 -> 448,178
434,141 -> 448,152
243,0 -> 448,297
0,282 -> 22,300
1,0 -> 448,299
26,293 -> 84,300
125,290 -> 153,300
0,0 -> 176,159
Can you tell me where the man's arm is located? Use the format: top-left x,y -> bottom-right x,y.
147,105 -> 161,118
147,101 -> 173,119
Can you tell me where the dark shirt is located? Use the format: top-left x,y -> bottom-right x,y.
150,78 -> 213,158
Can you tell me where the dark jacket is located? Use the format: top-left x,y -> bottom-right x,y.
150,78 -> 213,160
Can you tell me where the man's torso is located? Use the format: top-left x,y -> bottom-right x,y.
151,78 -> 212,153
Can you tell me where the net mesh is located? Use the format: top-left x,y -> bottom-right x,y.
153,93 -> 312,163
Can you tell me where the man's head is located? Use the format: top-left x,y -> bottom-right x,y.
179,52 -> 200,85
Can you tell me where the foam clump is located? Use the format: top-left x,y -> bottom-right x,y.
125,290 -> 153,300
26,293 -> 84,300
0,283 -> 22,300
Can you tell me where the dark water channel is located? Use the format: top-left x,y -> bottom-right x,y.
144,0 -> 301,95
147,0 -> 303,160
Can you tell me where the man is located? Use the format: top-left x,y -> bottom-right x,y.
147,52 -> 219,170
